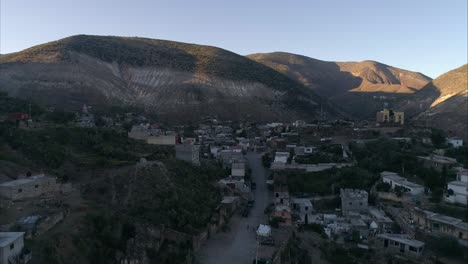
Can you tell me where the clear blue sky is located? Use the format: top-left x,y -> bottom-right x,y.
1,0 -> 466,78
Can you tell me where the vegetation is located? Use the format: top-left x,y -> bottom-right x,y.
283,166 -> 378,196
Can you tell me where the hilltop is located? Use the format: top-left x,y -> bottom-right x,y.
0,35 -> 331,123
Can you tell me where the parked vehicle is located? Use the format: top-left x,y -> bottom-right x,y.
251,182 -> 257,190
247,200 -> 254,207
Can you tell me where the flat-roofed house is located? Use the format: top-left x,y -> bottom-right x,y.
0,174 -> 59,201
445,169 -> 468,205
417,154 -> 457,172
340,189 -> 368,216
377,234 -> 424,257
0,232 -> 31,264
381,171 -> 424,195
291,198 -> 313,224
411,207 -> 468,241
231,162 -> 246,180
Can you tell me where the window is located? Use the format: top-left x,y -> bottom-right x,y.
35,185 -> 39,188
409,246 -> 417,252
394,242 -> 399,246
18,189 -> 22,193
349,202 -> 352,205
359,202 -> 363,206
275,193 -> 279,198
10,243 -> 14,250
305,206 -> 308,211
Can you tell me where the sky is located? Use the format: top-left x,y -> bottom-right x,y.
1,0 -> 467,78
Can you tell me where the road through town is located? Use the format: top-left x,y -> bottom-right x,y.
196,152 -> 271,264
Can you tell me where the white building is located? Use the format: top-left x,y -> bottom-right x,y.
273,152 -> 290,164
0,174 -> 60,200
175,144 -> 200,165
447,137 -> 463,148
381,171 -> 424,195
445,169 -> 468,205
0,232 -> 30,264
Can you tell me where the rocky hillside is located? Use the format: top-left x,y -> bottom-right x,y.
414,64 -> 468,138
0,35 -> 331,123
248,52 -> 432,118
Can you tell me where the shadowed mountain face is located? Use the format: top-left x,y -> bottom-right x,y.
247,52 -> 432,119
0,35 -> 331,122
414,64 -> 468,138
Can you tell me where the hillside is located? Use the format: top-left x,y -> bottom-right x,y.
414,64 -> 468,138
248,52 -> 432,118
0,35 -> 331,123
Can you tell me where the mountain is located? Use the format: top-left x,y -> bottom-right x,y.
0,35 -> 331,122
414,64 -> 467,138
247,52 -> 432,118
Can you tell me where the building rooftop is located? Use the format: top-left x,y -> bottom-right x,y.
0,232 -> 24,248
429,214 -> 463,226
381,171 -> 424,189
291,198 -> 313,207
221,196 -> 239,204
377,234 -> 425,248
418,155 -> 457,164
340,188 -> 368,198
447,180 -> 468,187
0,174 -> 47,187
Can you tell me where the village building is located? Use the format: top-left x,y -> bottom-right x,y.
274,184 -> 290,206
417,154 -> 457,172
291,198 -> 314,224
0,232 -> 31,264
146,134 -> 178,145
411,207 -> 468,241
0,174 -> 61,201
219,196 -> 240,217
381,171 -> 425,195
273,152 -> 290,164
76,104 -> 95,128
175,144 -> 200,165
340,189 -> 368,217
231,162 -> 246,181
273,206 -> 292,227
447,137 -> 463,148
128,124 -> 161,140
445,169 -> 467,205
377,234 -> 425,257
376,109 -> 404,125
368,207 -> 393,233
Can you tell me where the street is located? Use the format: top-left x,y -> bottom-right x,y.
196,152 -> 271,264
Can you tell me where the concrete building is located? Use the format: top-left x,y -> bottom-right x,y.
445,176 -> 467,205
231,162 -> 246,180
411,207 -> 468,241
175,144 -> 200,165
274,184 -> 290,206
0,174 -> 59,200
376,109 -> 404,125
291,198 -> 314,224
381,171 -> 425,195
0,232 -> 30,264
377,234 -> 424,257
273,152 -> 290,164
417,154 -> 457,172
340,189 -> 368,216
368,207 -> 393,233
447,137 -> 463,148
146,134 -> 177,145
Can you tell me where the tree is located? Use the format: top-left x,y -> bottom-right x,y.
431,129 -> 446,147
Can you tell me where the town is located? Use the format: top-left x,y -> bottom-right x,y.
0,98 -> 467,264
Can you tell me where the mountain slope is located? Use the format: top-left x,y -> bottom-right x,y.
247,52 -> 432,118
0,35 -> 330,122
414,64 -> 467,138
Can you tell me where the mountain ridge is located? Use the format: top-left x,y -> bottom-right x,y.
0,35 -> 334,122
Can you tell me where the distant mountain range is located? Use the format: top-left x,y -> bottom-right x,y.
0,35 -> 465,136
247,52 -> 433,118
